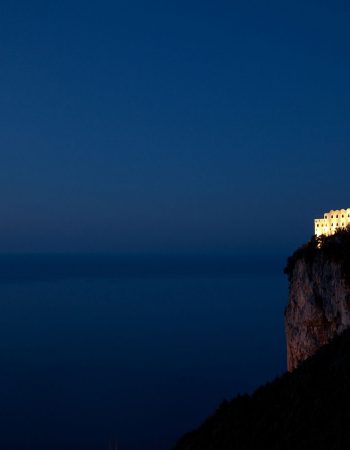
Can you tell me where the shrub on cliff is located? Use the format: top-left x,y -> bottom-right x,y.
284,225 -> 350,284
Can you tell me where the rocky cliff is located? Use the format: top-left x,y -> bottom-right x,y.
284,229 -> 350,371
171,228 -> 350,449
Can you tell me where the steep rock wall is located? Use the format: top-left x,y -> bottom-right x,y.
285,254 -> 350,371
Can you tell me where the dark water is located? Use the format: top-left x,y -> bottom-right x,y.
0,255 -> 287,450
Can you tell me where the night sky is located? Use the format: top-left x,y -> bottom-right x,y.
1,1 -> 350,255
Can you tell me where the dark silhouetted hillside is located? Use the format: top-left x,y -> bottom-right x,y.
172,329 -> 350,450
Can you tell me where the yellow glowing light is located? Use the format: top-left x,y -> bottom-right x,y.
314,208 -> 350,237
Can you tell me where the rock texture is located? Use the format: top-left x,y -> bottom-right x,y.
285,251 -> 350,371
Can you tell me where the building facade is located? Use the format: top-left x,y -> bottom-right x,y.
314,208 -> 350,237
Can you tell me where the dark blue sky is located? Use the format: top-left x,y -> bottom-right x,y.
1,0 -> 350,254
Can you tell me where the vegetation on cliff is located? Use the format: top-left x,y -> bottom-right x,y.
284,225 -> 350,284
172,329 -> 350,450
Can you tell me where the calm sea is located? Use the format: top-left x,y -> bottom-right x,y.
0,254 -> 287,450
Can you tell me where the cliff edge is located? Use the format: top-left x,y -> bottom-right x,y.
284,228 -> 350,371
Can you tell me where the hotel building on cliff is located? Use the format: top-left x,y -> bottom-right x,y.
314,208 -> 350,237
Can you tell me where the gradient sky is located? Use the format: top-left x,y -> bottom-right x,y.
1,0 -> 350,255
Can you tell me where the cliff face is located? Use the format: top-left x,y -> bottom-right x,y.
285,242 -> 350,371
172,229 -> 350,450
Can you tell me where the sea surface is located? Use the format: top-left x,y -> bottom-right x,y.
0,254 -> 287,450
